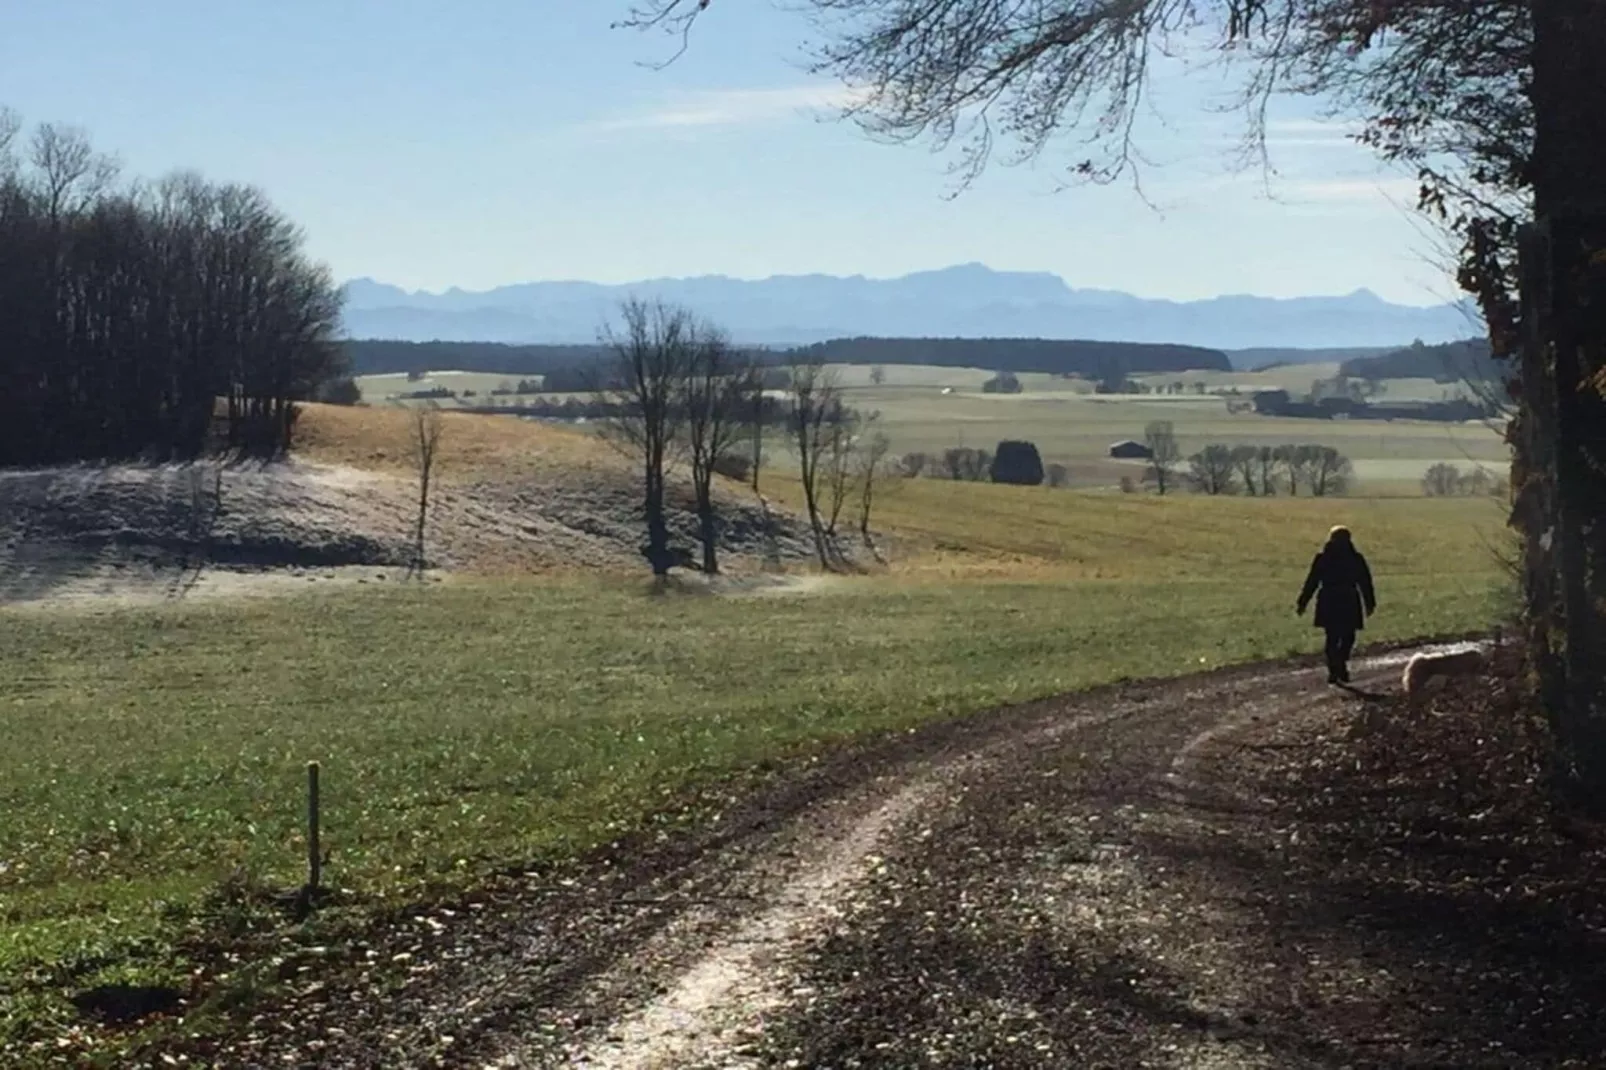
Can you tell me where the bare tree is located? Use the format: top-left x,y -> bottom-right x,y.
787,354 -> 849,568
942,446 -> 990,481
1423,462 -> 1464,497
821,406 -> 864,545
1188,445 -> 1239,495
898,451 -> 930,478
684,330 -> 758,574
30,122 -> 118,224
1275,445 -> 1308,497
1305,445 -> 1353,498
855,425 -> 894,559
1230,445 -> 1261,496
1144,421 -> 1180,496
411,405 -> 445,574
1256,446 -> 1279,497
599,298 -> 698,577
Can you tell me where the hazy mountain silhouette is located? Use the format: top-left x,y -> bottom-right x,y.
340,263 -> 1481,352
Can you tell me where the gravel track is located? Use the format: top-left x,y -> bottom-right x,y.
458,647 -> 1452,1069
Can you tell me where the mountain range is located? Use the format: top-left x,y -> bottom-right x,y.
339,263 -> 1482,353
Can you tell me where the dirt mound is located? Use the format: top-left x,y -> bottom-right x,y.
0,456 -> 815,607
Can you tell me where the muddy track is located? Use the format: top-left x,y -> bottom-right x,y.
174,641 -> 1497,1069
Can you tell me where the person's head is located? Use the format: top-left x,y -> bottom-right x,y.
1326,525 -> 1354,551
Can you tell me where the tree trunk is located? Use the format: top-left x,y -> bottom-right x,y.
415,468 -> 430,571
1527,0 -> 1606,804
696,485 -> 719,575
644,461 -> 671,577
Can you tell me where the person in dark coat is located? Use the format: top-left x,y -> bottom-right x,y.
1296,525 -> 1377,684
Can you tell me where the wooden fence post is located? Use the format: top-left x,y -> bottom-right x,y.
306,761 -> 321,894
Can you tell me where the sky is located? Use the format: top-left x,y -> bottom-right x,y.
0,1 -> 1459,306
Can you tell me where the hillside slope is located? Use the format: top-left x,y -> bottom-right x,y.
0,406 -> 813,606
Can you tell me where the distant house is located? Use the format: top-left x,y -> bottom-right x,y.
1108,440 -> 1154,460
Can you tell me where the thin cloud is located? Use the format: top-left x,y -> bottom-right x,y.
1277,176 -> 1421,204
582,85 -> 867,134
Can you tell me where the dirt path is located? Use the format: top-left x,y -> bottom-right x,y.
461,645 -> 1467,1069
154,639 -> 1606,1068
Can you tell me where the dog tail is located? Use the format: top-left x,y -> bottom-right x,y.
1401,653 -> 1425,696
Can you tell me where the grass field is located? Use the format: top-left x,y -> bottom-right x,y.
0,396 -> 1514,1057
355,363 -> 1508,495
1,470 -> 1506,1051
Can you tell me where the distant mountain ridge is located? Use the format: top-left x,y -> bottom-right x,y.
339,263 -> 1482,352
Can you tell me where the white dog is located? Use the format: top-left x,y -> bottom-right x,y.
1401,647 -> 1488,697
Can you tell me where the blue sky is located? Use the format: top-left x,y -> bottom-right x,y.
1,1 -> 1455,305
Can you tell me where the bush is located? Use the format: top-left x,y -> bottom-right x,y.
942,447 -> 991,481
899,452 -> 931,478
1045,463 -> 1071,488
982,371 -> 1023,394
1119,475 -> 1137,493
315,376 -> 362,406
1423,462 -> 1463,497
712,453 -> 752,483
990,440 -> 1045,485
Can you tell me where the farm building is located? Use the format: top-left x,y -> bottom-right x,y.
1108,440 -> 1154,460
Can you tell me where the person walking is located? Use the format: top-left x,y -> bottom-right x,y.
1296,525 -> 1377,685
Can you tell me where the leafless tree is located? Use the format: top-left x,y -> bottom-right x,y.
1274,445 -> 1308,497
1255,446 -> 1279,497
1188,445 -> 1239,495
1305,445 -> 1353,497
787,354 -> 849,568
942,446 -> 990,481
1144,421 -> 1180,496
411,406 -> 445,574
855,424 -> 894,559
1423,462 -> 1463,497
30,122 -> 118,224
684,330 -> 758,574
1229,445 -> 1261,496
599,298 -> 698,576
821,406 -> 863,546
898,451 -> 930,478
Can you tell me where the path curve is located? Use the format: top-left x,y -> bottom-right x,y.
477,644 -> 1467,1069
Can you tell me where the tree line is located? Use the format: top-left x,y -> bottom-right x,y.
342,336 -> 1232,384
1181,443 -> 1353,498
0,109 -> 344,465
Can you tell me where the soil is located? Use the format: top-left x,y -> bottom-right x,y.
107,637 -> 1606,1069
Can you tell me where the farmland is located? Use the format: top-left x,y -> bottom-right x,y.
357,361 -> 1507,495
